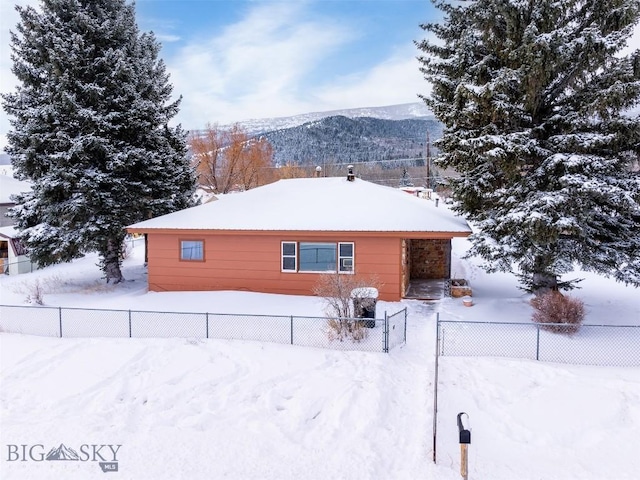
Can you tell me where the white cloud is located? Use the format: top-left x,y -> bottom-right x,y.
156,33 -> 181,43
314,47 -> 428,112
167,1 -> 361,127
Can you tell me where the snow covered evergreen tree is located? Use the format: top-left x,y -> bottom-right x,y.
2,0 -> 196,282
417,0 -> 640,292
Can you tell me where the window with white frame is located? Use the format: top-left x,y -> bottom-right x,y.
338,242 -> 354,272
281,241 -> 354,273
282,242 -> 297,271
180,240 -> 204,261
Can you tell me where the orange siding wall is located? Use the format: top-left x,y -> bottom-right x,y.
146,233 -> 404,301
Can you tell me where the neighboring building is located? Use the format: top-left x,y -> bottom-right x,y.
127,175 -> 472,301
0,175 -> 37,275
0,226 -> 36,275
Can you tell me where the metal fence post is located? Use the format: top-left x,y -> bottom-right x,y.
403,307 -> 408,343
128,310 -> 132,338
290,316 -> 294,345
206,313 -> 209,339
536,324 -> 540,361
384,311 -> 389,353
433,312 -> 440,463
59,307 -> 63,338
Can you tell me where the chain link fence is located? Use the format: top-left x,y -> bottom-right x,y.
0,304 -> 407,353
1,258 -> 38,275
437,317 -> 640,366
431,315 -> 640,462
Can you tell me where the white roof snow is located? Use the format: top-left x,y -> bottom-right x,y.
128,177 -> 471,234
0,176 -> 31,204
0,225 -> 18,239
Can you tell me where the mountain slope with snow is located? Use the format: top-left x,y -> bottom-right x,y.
216,102 -> 433,136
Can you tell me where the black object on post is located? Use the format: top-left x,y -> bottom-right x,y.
457,412 -> 471,444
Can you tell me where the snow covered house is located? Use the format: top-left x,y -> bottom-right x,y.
127,176 -> 472,301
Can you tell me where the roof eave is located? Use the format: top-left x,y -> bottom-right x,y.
126,227 -> 471,238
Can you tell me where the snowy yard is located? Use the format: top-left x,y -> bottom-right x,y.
1,238 -> 639,479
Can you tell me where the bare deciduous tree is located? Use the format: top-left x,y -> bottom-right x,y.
189,124 -> 224,193
189,124 -> 275,193
275,162 -> 315,180
313,273 -> 383,342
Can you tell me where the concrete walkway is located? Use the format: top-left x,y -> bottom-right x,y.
404,279 -> 447,301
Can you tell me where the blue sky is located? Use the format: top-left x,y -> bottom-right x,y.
133,0 -> 440,127
0,0 -> 440,140
1,0 -> 639,143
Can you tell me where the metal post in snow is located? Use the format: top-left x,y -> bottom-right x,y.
290,316 -> 294,345
206,313 -> 209,339
128,310 -> 132,338
59,307 -> 63,338
403,307 -> 408,343
384,311 -> 389,353
433,312 -> 440,463
536,324 -> 540,361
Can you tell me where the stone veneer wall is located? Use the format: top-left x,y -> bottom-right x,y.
409,239 -> 451,279
401,239 -> 410,294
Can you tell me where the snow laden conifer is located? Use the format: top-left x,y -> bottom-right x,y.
417,0 -> 640,292
2,0 -> 196,283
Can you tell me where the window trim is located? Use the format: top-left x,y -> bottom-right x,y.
338,242 -> 355,273
179,238 -> 205,262
281,241 -> 354,274
281,241 -> 297,272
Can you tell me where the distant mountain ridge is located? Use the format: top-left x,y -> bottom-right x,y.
262,115 -> 442,165
217,102 -> 433,136
204,102 -> 442,166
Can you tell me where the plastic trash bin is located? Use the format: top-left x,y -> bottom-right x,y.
351,287 -> 379,328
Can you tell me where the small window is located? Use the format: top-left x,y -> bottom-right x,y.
180,240 -> 204,261
282,242 -> 297,271
338,242 -> 354,273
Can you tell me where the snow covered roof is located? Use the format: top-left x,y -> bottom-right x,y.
128,177 -> 471,234
0,175 -> 31,204
0,225 -> 18,239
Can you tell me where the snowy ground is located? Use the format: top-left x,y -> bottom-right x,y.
1,237 -> 639,479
